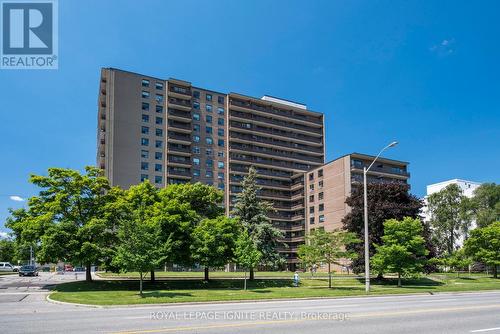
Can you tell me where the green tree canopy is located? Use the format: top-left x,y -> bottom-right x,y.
471,183 -> 500,228
427,184 -> 472,255
297,243 -> 322,277
232,166 -> 284,276
342,183 -> 426,274
372,217 -> 428,287
191,216 -> 240,281
234,228 -> 262,290
464,222 -> 500,278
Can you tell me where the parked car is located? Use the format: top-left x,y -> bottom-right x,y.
0,262 -> 14,272
18,265 -> 38,277
64,265 -> 74,272
12,265 -> 21,272
74,267 -> 85,272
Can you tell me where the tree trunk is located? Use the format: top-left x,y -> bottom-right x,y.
139,272 -> 143,296
85,263 -> 92,282
494,265 -> 498,279
328,262 -> 332,289
249,268 -> 254,280
397,272 -> 402,287
244,271 -> 247,290
204,266 -> 209,281
150,270 -> 155,282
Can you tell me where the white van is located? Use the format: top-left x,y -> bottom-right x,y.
0,262 -> 14,272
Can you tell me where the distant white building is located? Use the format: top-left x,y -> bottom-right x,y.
423,179 -> 482,247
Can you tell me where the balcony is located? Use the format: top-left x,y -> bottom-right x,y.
168,132 -> 191,144
229,165 -> 292,180
168,108 -> 191,122
168,144 -> 191,156
230,131 -> 323,155
230,155 -> 312,172
168,156 -> 191,166
230,122 -> 323,146
168,168 -> 191,178
168,97 -> 191,111
230,143 -> 323,164
230,98 -> 323,126
168,85 -> 192,99
168,121 -> 191,133
230,110 -> 323,136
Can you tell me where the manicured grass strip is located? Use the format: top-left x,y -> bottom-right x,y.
96,271 -> 358,279
49,275 -> 500,306
0,272 -> 16,276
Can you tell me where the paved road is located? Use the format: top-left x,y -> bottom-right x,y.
1,273 -> 499,333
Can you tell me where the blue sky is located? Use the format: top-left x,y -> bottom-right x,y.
1,0 -> 499,234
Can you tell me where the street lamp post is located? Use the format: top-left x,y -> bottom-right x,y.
363,141 -> 398,293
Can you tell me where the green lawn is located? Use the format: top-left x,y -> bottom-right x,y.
96,271 -> 356,279
0,271 -> 16,276
50,274 -> 500,306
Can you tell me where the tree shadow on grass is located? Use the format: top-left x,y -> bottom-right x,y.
140,291 -> 193,299
355,277 -> 444,287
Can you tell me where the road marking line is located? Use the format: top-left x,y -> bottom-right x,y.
470,328 -> 500,333
111,303 -> 500,334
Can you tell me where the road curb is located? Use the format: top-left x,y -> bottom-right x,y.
45,289 -> 500,309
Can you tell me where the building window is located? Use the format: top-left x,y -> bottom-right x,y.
218,128 -> 224,136
319,192 -> 324,200
217,107 -> 224,114
155,140 -> 162,148
193,169 -> 200,177
309,207 -> 314,213
206,104 -> 212,112
155,175 -> 163,184
309,184 -> 314,191
309,173 -> 314,181
155,152 -> 162,160
142,114 -> 149,122
391,166 -> 404,174
141,162 -> 149,170
218,172 -> 224,179
206,148 -> 213,156
155,82 -> 163,90
206,126 -> 213,134
319,204 -> 324,211
193,146 -> 200,154
141,150 -> 149,159
156,105 -> 163,113
218,183 -> 224,190
206,137 -> 213,145
141,126 -> 149,134
193,101 -> 200,110
319,180 -> 324,188
155,164 -> 162,172
193,91 -> 200,99
218,117 -> 224,125
141,138 -> 149,146
155,128 -> 163,137
155,94 -> 163,103
352,159 -> 363,168
141,91 -> 150,98
156,117 -> 163,125
140,174 -> 148,182
218,96 -> 224,104
310,217 -> 315,225
206,159 -> 213,168
193,113 -> 200,121
206,94 -> 212,101
319,215 -> 325,223
206,115 -> 212,123
318,169 -> 323,177
141,79 -> 150,87
193,135 -> 200,142
309,195 -> 314,202
218,139 -> 224,147
217,152 -> 224,158
218,161 -> 224,168
193,124 -> 200,132
193,158 -> 200,165
206,171 -> 213,178
142,102 -> 149,111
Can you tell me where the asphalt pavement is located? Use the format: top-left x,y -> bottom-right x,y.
0,272 -> 499,334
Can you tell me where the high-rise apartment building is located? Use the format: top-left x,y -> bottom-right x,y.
97,68 -> 325,268
304,153 -> 410,233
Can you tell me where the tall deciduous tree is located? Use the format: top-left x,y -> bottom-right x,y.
297,243 -> 322,277
7,167 -> 119,282
427,184 -> 472,255
371,217 -> 428,287
191,217 -> 240,281
232,167 -> 284,279
342,183 -> 424,274
303,228 -> 359,288
464,222 -> 500,278
0,239 -> 15,263
234,229 -> 262,290
471,183 -> 500,228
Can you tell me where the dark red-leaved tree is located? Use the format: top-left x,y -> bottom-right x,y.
342,183 -> 435,274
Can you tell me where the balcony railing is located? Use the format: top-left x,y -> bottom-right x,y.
229,165 -> 292,179
230,121 -> 323,144
230,155 -> 311,171
230,143 -> 323,163
230,132 -> 323,154
230,110 -> 323,134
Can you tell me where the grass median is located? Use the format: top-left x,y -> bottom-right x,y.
49,273 -> 500,306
